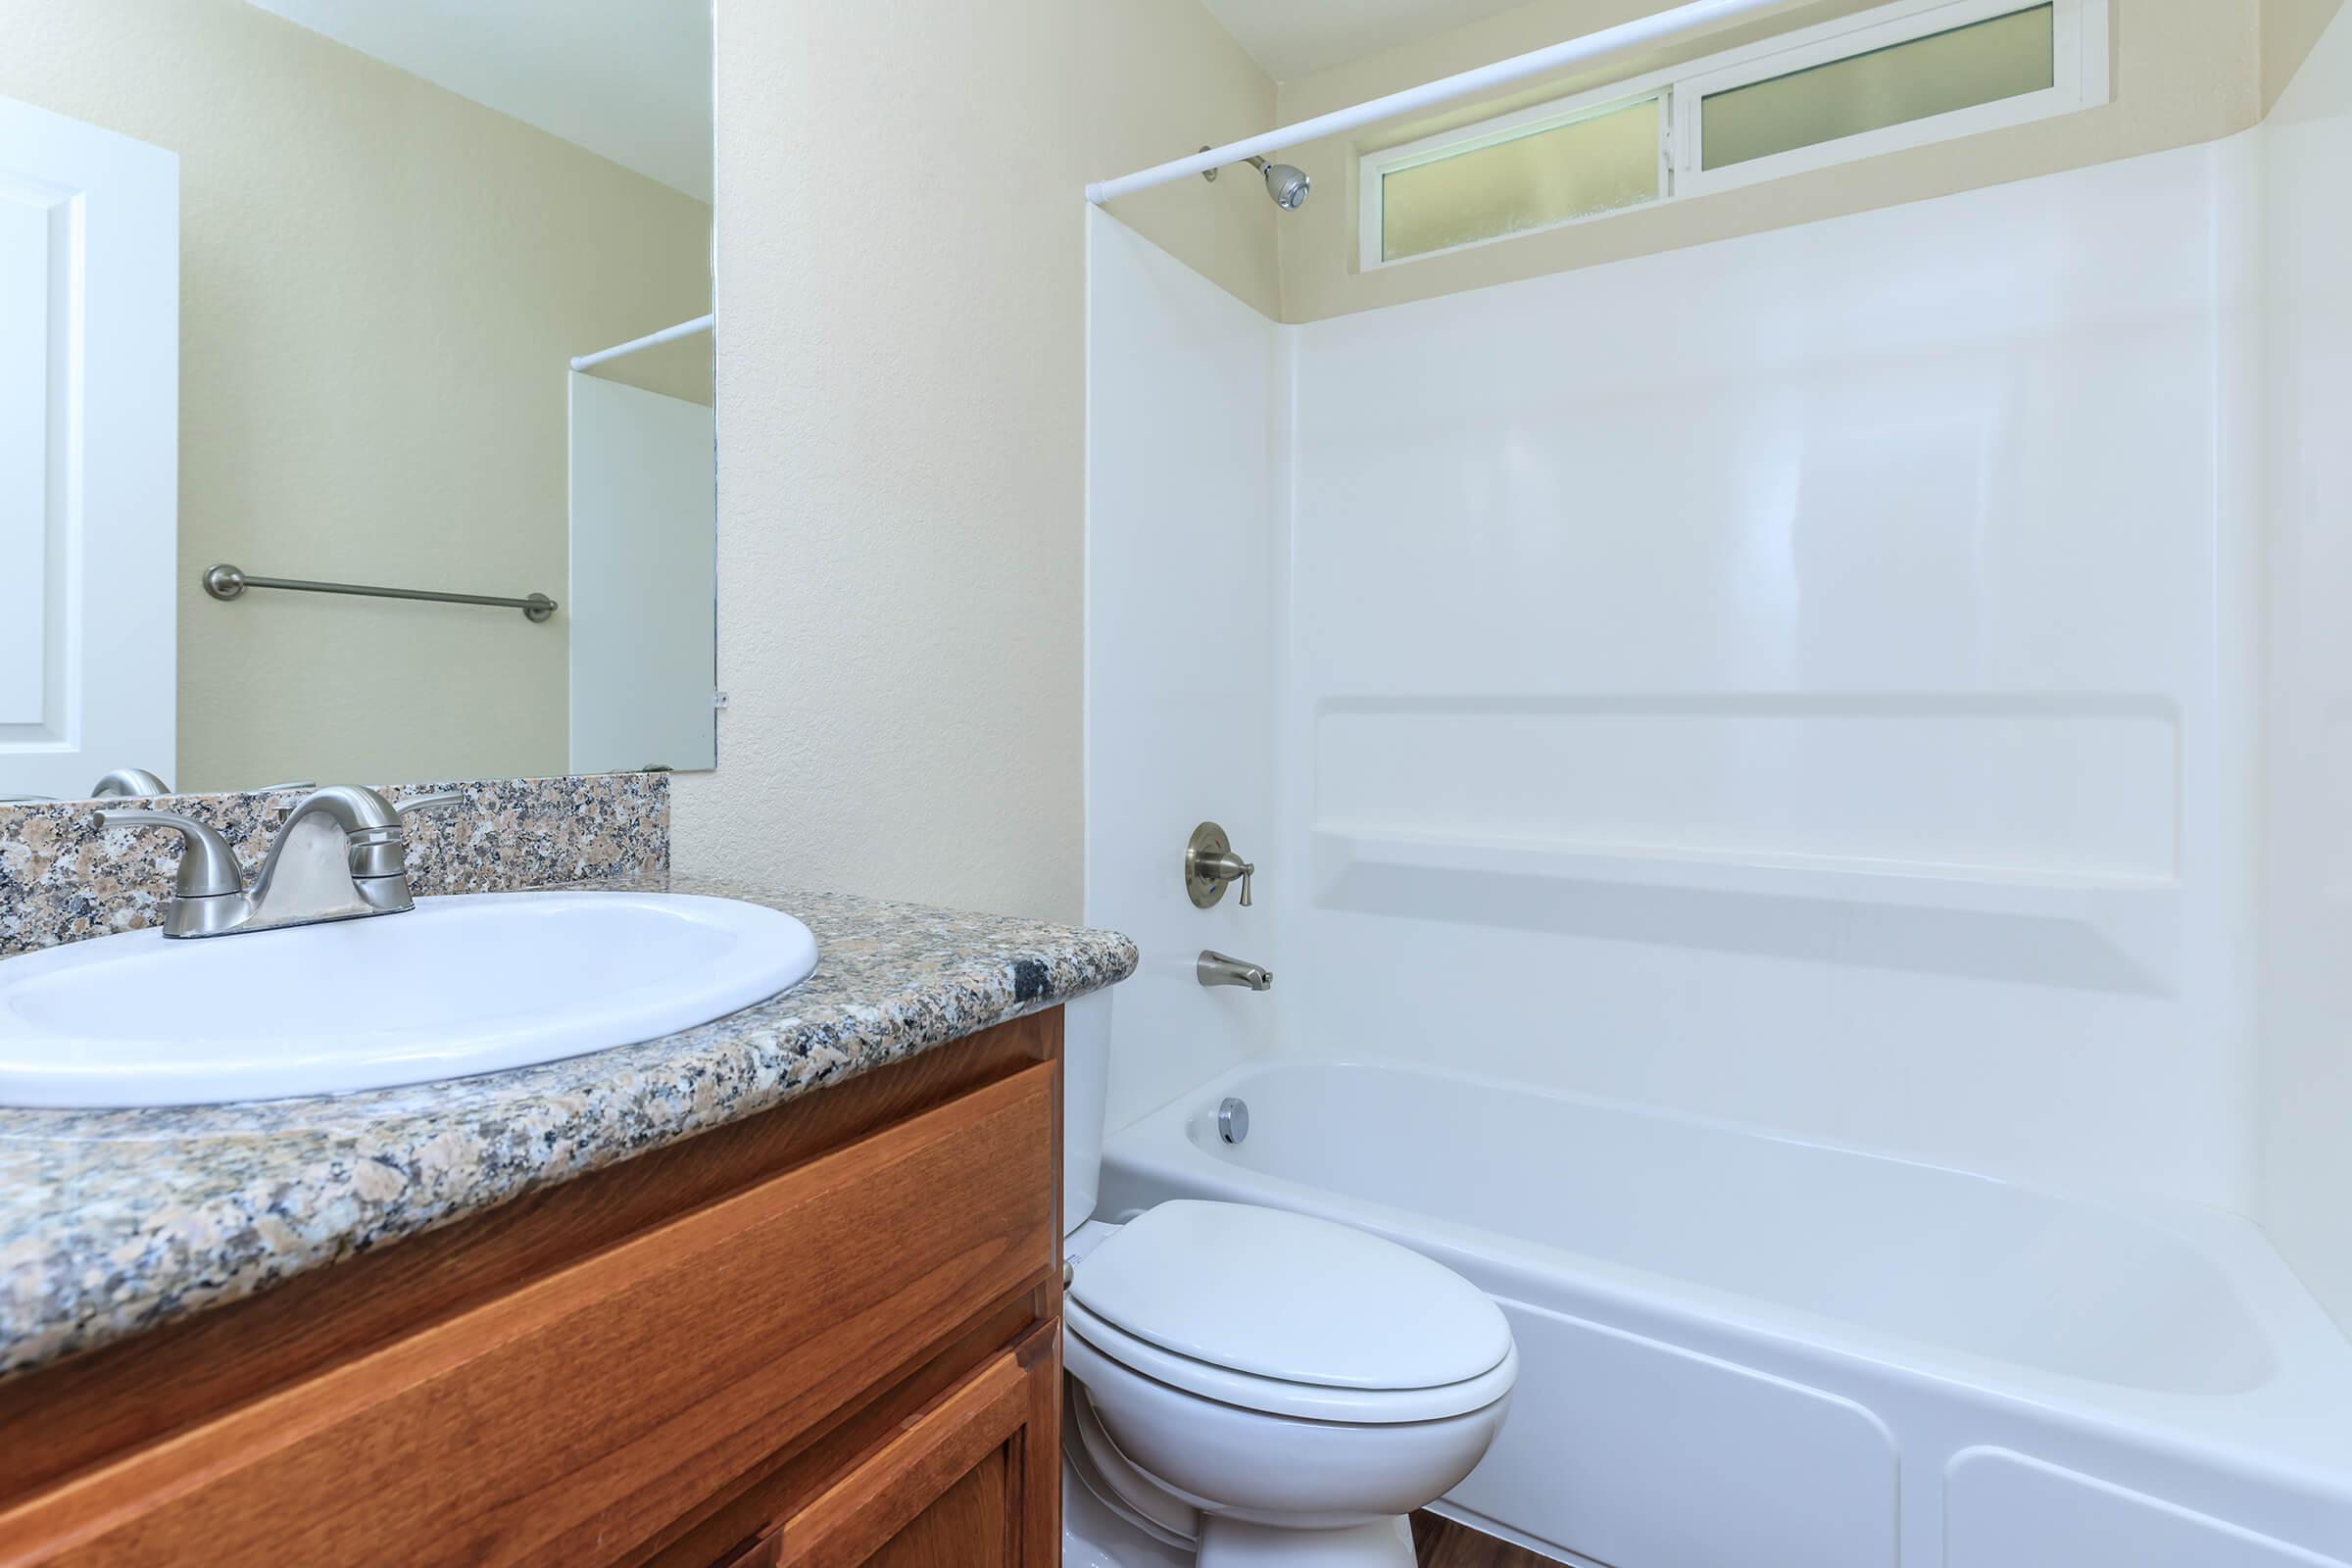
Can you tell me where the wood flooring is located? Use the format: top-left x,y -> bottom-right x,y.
1411,1511 -> 1568,1566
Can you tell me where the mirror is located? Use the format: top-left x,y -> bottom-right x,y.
0,0 -> 715,801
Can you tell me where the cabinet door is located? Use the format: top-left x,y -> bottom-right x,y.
735,1325 -> 1059,1568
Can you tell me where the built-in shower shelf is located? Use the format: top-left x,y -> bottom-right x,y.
1311,828 -> 2179,921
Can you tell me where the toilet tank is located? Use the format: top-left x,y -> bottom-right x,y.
1062,988 -> 1113,1237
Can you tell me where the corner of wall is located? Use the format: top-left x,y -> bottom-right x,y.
1087,0 -> 1284,322
2262,0 -> 2351,115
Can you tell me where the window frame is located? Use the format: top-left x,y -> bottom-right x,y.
1358,0 -> 2109,270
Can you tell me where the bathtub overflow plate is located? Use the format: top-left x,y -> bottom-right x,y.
1217,1097 -> 1250,1144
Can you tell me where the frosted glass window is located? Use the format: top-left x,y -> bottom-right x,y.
1381,96 -> 1660,263
1700,5 -> 2055,171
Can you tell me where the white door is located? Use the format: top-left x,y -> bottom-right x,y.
566,372 -> 715,774
0,95 -> 177,800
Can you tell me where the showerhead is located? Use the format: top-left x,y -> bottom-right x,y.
1200,146 -> 1312,212
1248,156 -> 1312,211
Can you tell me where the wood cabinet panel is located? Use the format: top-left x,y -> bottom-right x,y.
0,1061 -> 1058,1568
719,1321 -> 1059,1568
866,1450 -> 1008,1568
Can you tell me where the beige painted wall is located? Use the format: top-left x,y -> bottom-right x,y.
1270,0 -> 2341,322
673,0 -> 1275,920
2267,0 -> 2351,106
0,0 -> 711,792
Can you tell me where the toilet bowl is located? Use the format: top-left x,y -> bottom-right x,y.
1061,1199 -> 1518,1568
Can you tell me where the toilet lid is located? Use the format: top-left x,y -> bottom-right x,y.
1069,1200 -> 1511,1391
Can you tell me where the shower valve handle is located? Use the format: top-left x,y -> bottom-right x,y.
1199,851 -> 1253,906
1185,821 -> 1256,908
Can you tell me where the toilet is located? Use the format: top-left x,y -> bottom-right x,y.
1059,1001 -> 1518,1567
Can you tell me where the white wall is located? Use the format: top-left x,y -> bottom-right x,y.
1085,209 -> 1285,1131
2259,0 -> 2352,1336
1275,140 -> 2263,1208
1092,140 -> 2272,1205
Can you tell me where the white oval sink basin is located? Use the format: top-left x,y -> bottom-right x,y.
0,892 -> 819,1108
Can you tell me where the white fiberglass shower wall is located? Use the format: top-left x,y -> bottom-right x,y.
2260,1 -> 2352,1348
1092,134 -> 2261,1205
1282,138 -> 2261,1210
1085,209 -> 1283,1134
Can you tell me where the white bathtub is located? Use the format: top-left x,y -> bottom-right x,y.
1096,1061 -> 2352,1567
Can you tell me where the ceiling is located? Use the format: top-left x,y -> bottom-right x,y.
246,0 -> 712,203
1199,0 -> 1542,81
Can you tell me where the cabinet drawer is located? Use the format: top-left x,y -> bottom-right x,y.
0,1064 -> 1057,1568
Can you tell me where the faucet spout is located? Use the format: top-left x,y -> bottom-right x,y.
243,785 -> 419,930
1198,950 -> 1273,991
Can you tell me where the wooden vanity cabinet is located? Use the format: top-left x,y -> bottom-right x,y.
0,1010 -> 1068,1568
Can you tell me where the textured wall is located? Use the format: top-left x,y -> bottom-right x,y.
674,0 -> 1277,920
0,0 -> 711,793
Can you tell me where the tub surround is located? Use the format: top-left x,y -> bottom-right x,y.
0,879 -> 1137,1382
0,772 -> 671,959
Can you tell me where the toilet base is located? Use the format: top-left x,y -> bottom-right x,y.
1064,1450 -> 1191,1568
1198,1514 -> 1417,1568
1066,1438 -> 1418,1568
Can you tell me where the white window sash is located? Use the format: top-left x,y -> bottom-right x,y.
1358,0 -> 2110,271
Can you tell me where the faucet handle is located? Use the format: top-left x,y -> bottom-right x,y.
394,792 -> 464,820
1185,822 -> 1259,908
93,809 -> 244,899
341,793 -> 463,880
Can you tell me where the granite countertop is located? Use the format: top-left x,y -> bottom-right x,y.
0,880 -> 1137,1383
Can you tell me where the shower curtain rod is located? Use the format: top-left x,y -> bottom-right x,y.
570,313 -> 714,372
1085,0 -> 1785,205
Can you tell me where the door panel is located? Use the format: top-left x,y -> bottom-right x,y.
0,93 -> 176,798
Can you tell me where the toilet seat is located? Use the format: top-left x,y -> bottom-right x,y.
1066,1200 -> 1516,1424
1067,1297 -> 1519,1424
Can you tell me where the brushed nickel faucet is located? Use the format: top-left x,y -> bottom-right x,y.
1198,950 -> 1273,991
96,786 -> 462,938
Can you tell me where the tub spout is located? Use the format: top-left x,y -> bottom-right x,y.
1199,950 -> 1272,991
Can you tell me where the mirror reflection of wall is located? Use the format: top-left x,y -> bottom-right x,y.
0,0 -> 714,799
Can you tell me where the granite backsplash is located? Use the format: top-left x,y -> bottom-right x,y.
0,773 -> 669,959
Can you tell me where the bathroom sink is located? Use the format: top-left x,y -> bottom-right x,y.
0,892 -> 819,1107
